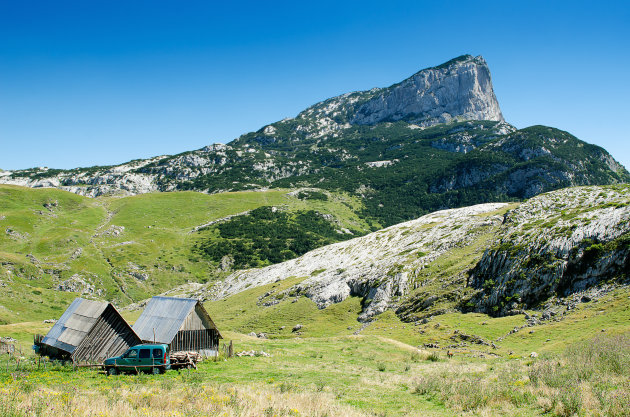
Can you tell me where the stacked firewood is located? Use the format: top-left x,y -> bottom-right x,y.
170,351 -> 202,369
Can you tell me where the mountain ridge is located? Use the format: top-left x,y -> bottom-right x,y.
1,183 -> 628,325
155,184 -> 630,323
1,55 -> 628,229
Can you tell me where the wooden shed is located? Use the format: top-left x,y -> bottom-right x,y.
132,296 -> 222,356
38,298 -> 141,362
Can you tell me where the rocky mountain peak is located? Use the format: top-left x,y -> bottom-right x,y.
296,54 -> 504,131
350,54 -> 504,126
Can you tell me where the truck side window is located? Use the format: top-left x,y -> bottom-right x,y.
139,349 -> 150,359
125,349 -> 138,358
152,349 -> 162,358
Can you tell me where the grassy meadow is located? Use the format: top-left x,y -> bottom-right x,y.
0,185 -> 372,323
0,285 -> 628,416
1,184 -> 629,416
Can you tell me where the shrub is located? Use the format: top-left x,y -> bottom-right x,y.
558,382 -> 582,417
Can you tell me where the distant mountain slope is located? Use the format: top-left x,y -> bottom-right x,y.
202,201 -> 509,322
2,55 -> 627,227
178,185 -> 629,322
2,184 -> 628,324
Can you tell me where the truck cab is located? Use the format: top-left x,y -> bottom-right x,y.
103,344 -> 170,375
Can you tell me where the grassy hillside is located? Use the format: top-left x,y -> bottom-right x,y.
187,121 -> 630,226
1,183 -> 629,416
203,273 -> 630,357
1,285 -> 628,416
0,185 -> 371,323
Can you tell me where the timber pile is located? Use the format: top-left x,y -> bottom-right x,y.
170,351 -> 201,369
236,350 -> 270,357
1,337 -> 16,354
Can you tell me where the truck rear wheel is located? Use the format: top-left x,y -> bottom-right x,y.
107,367 -> 117,376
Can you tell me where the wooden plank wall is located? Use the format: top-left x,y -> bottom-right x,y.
180,307 -> 206,331
170,329 -> 219,353
71,305 -> 140,362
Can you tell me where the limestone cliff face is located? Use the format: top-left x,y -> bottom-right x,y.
294,55 -> 504,138
468,185 -> 630,316
350,55 -> 504,126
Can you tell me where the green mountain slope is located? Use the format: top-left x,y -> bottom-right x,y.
172,185 -> 629,328
0,185 -> 371,323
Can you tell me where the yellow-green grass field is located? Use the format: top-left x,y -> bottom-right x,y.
0,286 -> 628,416
0,185 -> 371,323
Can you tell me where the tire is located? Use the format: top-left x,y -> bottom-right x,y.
107,367 -> 117,376
152,366 -> 160,375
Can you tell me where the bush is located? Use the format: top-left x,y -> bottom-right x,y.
193,207 -> 355,268
557,382 -> 582,417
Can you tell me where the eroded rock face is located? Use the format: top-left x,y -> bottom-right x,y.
207,202 -> 508,321
350,55 -> 504,126
469,185 -> 630,315
294,55 -> 504,138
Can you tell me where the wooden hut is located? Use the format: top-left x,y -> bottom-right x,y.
37,298 -> 141,362
132,296 -> 222,356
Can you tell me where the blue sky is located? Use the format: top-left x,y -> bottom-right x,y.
1,1 -> 629,170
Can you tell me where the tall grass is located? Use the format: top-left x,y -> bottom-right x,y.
0,381 -> 367,417
414,333 -> 630,416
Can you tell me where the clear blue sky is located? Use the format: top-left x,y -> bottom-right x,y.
1,1 -> 629,171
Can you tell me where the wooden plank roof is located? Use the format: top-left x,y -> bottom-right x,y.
41,298 -> 109,354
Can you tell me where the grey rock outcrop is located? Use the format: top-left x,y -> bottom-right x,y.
57,274 -> 98,295
469,185 -> 630,315
350,55 -> 504,126
205,202 -> 508,321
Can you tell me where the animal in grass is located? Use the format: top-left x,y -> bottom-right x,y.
447,350 -> 454,358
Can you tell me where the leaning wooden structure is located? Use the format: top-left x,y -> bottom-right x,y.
36,298 -> 142,362
132,296 -> 222,356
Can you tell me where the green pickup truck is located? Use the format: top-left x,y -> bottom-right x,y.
103,344 -> 171,375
